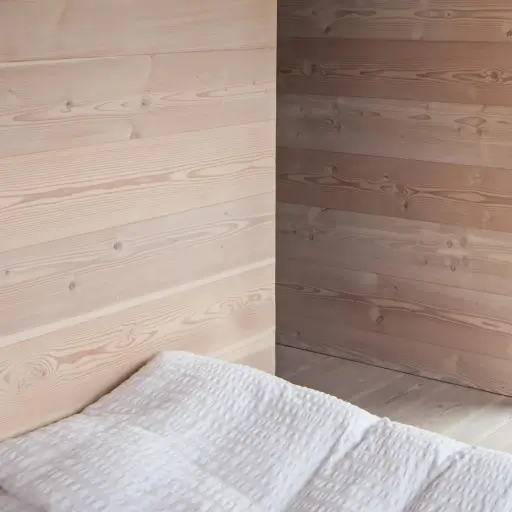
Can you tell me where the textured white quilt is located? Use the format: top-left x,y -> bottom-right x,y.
1,352 -> 512,511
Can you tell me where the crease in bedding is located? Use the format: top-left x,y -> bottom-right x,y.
1,352 -> 512,511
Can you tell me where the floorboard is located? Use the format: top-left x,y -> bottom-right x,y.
276,345 -> 512,453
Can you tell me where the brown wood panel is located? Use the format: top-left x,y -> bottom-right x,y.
1,121 -> 275,253
279,0 -> 512,42
276,0 -> 512,395
0,48 -> 275,157
279,38 -> 512,106
0,0 -> 276,61
278,320 -> 512,397
278,259 -> 512,362
0,262 -> 275,439
278,202 -> 512,297
279,94 -> 512,169
0,193 -> 274,341
277,148 -> 512,233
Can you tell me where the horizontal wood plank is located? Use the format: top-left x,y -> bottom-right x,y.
277,148 -> 512,233
0,49 -> 275,157
0,0 -> 276,61
0,262 -> 275,439
278,94 -> 512,170
278,259 -> 512,362
215,328 -> 276,374
279,0 -> 512,42
278,203 -> 512,298
278,321 -> 512,397
0,193 -> 274,340
1,121 -> 275,253
279,38 -> 512,106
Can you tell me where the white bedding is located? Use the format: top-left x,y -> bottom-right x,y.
1,352 -> 512,511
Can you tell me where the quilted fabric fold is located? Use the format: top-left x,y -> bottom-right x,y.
0,352 -> 511,511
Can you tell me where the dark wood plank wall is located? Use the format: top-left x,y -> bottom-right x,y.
277,0 -> 512,396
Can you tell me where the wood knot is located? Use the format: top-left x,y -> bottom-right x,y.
507,29 -> 512,38
450,265 -> 457,272
301,60 -> 317,77
324,25 -> 332,34
446,240 -> 453,248
308,233 -> 315,241
4,269 -> 10,277
376,315 -> 384,325
113,241 -> 123,251
69,281 -> 77,291
65,99 -> 73,109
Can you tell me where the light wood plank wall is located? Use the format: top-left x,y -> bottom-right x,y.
0,0 -> 276,439
277,0 -> 512,396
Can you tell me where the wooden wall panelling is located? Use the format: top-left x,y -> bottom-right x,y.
278,94 -> 512,170
277,0 -> 512,395
278,259 -> 512,365
278,203 -> 512,298
277,148 -> 512,233
0,48 -> 275,157
278,316 -> 512,397
0,262 -> 275,440
0,0 -> 276,61
1,193 -> 274,342
279,0 -> 512,42
0,0 -> 276,437
1,121 -> 274,253
279,39 -> 512,106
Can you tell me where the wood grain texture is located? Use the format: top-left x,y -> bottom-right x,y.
279,0 -> 512,42
1,121 -> 275,253
0,48 -> 275,157
278,259 -> 512,362
277,0 -> 512,395
278,203 -> 512,298
277,148 -> 512,233
279,321 -> 512,396
0,0 -> 276,61
276,343 -> 333,378
279,39 -> 512,106
0,262 -> 275,440
215,328 -> 276,374
278,346 -> 512,452
279,94 -> 512,170
0,0 -> 276,438
0,193 -> 274,341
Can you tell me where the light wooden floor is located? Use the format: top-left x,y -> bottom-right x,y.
276,345 -> 512,454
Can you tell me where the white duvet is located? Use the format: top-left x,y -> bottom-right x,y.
1,352 -> 512,511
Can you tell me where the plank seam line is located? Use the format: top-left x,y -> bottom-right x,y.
277,342 -> 510,398
1,258 -> 275,349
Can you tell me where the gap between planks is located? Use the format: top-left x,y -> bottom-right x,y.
277,342 -> 511,400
